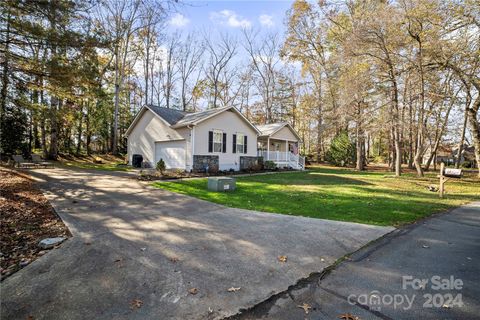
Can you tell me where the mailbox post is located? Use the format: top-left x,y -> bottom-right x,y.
438,163 -> 462,198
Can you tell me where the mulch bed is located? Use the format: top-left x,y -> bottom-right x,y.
137,168 -> 297,181
0,168 -> 70,281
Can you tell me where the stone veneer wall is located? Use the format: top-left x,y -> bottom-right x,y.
193,155 -> 219,172
239,156 -> 262,170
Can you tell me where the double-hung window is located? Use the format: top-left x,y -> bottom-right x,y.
213,130 -> 223,152
236,133 -> 245,154
233,133 -> 247,154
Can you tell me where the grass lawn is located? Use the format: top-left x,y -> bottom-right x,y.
153,166 -> 480,226
58,154 -> 131,172
62,161 -> 131,171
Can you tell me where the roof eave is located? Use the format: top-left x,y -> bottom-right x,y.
125,106 -> 147,137
258,123 -> 302,141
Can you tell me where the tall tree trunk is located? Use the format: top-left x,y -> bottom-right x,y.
28,112 -> 33,154
425,100 -> 454,171
393,127 -> 401,175
144,28 -> 150,106
112,45 -> 121,154
40,86 -> 47,158
76,102 -> 83,154
366,134 -> 371,162
48,98 -> 59,160
0,7 -> 10,113
466,97 -> 480,177
316,77 -> 322,162
388,127 -> 394,171
33,117 -> 39,149
455,96 -> 470,168
182,81 -> 187,111
356,103 -> 365,171
391,80 -> 402,176
412,35 -> 426,177
85,100 -> 91,155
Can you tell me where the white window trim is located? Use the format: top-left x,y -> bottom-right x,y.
236,132 -> 245,154
213,129 -> 223,153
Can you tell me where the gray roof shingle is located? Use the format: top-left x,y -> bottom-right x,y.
147,105 -> 231,127
147,105 -> 186,125
173,107 -> 230,127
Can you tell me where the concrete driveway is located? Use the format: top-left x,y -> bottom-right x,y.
1,168 -> 393,320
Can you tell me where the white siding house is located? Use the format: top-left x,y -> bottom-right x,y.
181,108 -> 259,170
126,107 -> 186,167
126,106 -> 261,171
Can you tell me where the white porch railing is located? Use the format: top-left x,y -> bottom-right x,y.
258,151 -> 305,170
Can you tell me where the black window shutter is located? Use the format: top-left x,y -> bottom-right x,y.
208,131 -> 213,153
222,133 -> 227,153
244,135 -> 248,154
232,134 -> 237,153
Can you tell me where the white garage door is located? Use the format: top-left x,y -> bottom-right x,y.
155,140 -> 186,169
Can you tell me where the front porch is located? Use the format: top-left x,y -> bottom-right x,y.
257,137 -> 305,170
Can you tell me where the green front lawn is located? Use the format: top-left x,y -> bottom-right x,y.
153,166 -> 479,226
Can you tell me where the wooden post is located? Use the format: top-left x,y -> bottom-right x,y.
439,162 -> 445,198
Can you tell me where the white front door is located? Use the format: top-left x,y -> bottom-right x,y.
155,140 -> 186,169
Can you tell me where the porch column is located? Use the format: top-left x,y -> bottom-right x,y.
285,140 -> 288,161
267,137 -> 270,161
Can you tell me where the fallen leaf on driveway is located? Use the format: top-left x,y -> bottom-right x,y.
339,313 -> 360,320
140,247 -> 147,251
422,245 -> 430,249
297,303 -> 311,314
114,258 -> 123,263
84,242 -> 91,245
188,288 -> 198,295
130,299 -> 143,309
442,304 -> 451,309
227,287 -> 241,292
169,257 -> 179,263
278,255 -> 288,263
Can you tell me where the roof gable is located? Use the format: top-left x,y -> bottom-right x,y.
256,122 -> 301,141
256,123 -> 285,136
172,106 -> 260,134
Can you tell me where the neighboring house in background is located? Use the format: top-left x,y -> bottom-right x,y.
422,145 -> 453,165
257,123 -> 304,169
126,105 -> 305,171
434,145 -> 455,165
422,144 -> 477,167
452,145 -> 477,167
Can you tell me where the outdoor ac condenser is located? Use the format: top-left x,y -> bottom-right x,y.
207,177 -> 236,192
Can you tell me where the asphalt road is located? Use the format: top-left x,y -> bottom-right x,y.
235,202 -> 480,320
